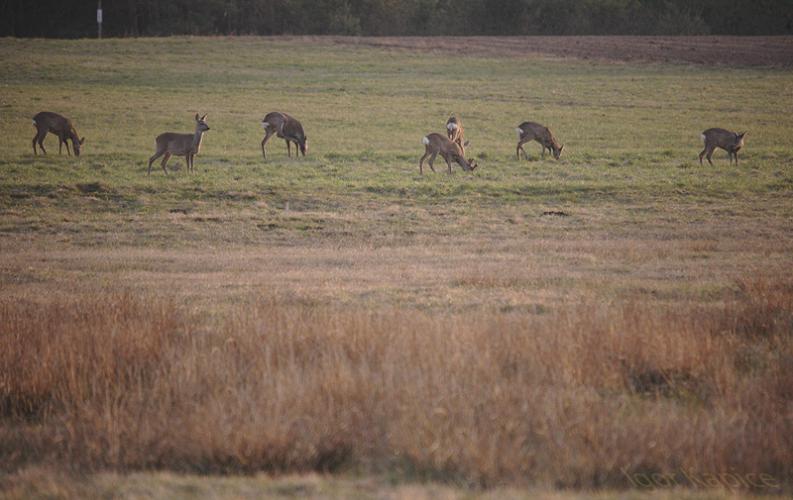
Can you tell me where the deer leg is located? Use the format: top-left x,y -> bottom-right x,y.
64,140 -> 72,156
419,150 -> 430,175
428,151 -> 438,173
517,140 -> 528,160
37,131 -> 48,154
261,130 -> 274,159
161,152 -> 172,175
442,153 -> 453,174
698,147 -> 707,165
33,131 -> 46,155
147,151 -> 164,175
58,138 -> 63,155
285,140 -> 292,157
705,147 -> 714,166
734,150 -> 739,165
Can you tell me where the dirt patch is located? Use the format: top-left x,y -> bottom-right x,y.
289,35 -> 793,67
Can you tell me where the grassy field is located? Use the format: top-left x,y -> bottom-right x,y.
1,36 -> 792,497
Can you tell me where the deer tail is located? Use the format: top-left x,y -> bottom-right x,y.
515,127 -> 523,139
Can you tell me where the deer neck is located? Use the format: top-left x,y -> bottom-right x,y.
452,154 -> 471,171
192,128 -> 205,154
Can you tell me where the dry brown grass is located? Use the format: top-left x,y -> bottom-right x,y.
1,279 -> 791,492
0,467 -> 768,500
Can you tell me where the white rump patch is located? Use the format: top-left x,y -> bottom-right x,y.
516,127 -> 523,138
447,122 -> 458,131
33,120 -> 37,126
261,121 -> 269,129
700,133 -> 706,143
422,136 -> 430,146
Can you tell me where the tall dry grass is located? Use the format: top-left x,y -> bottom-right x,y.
1,281 -> 792,490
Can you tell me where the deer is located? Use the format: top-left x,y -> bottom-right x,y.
32,111 -> 85,157
261,112 -> 308,159
446,115 -> 470,156
419,133 -> 478,174
699,128 -> 746,166
516,121 -> 564,160
147,114 -> 210,175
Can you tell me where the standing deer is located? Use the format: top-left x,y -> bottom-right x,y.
32,111 -> 85,156
516,121 -> 564,160
446,115 -> 470,156
147,114 -> 210,175
261,112 -> 307,159
699,128 -> 746,165
419,133 -> 478,174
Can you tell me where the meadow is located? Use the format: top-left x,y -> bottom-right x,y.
1,36 -> 792,498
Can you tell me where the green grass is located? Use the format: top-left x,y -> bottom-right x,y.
1,37 -> 792,249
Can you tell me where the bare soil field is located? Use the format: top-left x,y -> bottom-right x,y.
303,35 -> 793,66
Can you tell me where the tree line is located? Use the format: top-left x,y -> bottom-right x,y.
2,0 -> 792,38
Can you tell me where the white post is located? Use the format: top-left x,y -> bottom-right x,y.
97,0 -> 103,39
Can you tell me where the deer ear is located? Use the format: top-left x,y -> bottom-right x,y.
201,114 -> 208,121
80,137 -> 85,145
560,145 -> 564,152
195,113 -> 200,121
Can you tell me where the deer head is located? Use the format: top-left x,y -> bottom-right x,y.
71,135 -> 85,156
552,143 -> 564,160
195,113 -> 210,132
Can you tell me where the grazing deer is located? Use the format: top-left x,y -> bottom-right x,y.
446,115 -> 470,156
516,121 -> 564,160
261,112 -> 307,159
419,133 -> 478,174
147,114 -> 210,175
699,128 -> 746,166
32,111 -> 85,156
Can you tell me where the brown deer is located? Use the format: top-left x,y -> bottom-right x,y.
147,114 -> 210,175
419,133 -> 478,174
516,121 -> 564,160
261,112 -> 307,159
446,115 -> 470,156
32,111 -> 85,156
699,128 -> 746,165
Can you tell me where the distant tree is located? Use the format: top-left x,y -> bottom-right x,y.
0,0 -> 790,37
